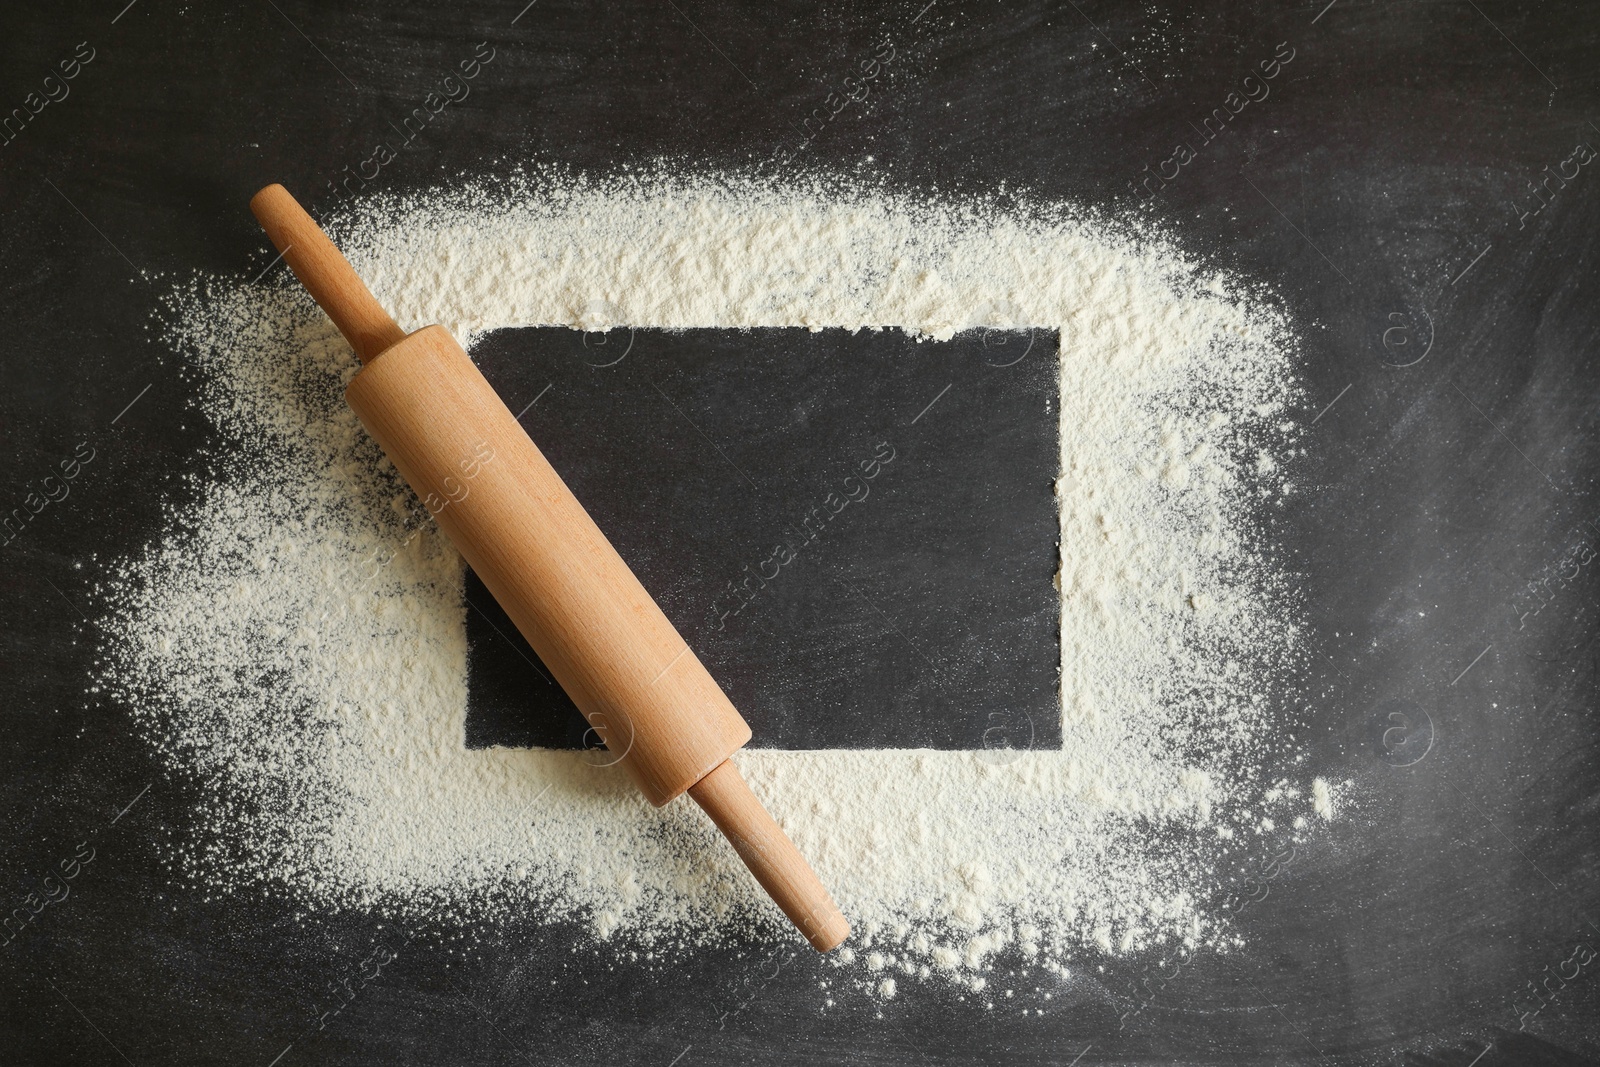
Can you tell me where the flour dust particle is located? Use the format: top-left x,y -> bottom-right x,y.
95,171 -> 1327,997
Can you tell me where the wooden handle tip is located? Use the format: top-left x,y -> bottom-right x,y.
249,182 -> 291,222
247,182 -> 406,363
688,760 -> 850,952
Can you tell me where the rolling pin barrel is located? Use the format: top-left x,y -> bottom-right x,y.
250,184 -> 849,952
344,324 -> 751,805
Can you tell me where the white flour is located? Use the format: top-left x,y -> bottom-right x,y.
97,171 -> 1324,1001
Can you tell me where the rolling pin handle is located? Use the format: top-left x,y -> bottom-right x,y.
249,184 -> 407,363
687,760 -> 851,952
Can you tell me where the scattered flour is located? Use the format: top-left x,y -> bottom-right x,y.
1313,777 -> 1336,820
95,171 -> 1322,998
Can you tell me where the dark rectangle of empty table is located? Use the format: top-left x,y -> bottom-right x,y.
462,325 -> 1060,751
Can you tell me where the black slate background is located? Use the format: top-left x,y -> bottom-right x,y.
1,1 -> 1598,1065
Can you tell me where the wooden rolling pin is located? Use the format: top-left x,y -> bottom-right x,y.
251,184 -> 849,952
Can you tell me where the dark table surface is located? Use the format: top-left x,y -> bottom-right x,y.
2,1 -> 1598,1064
